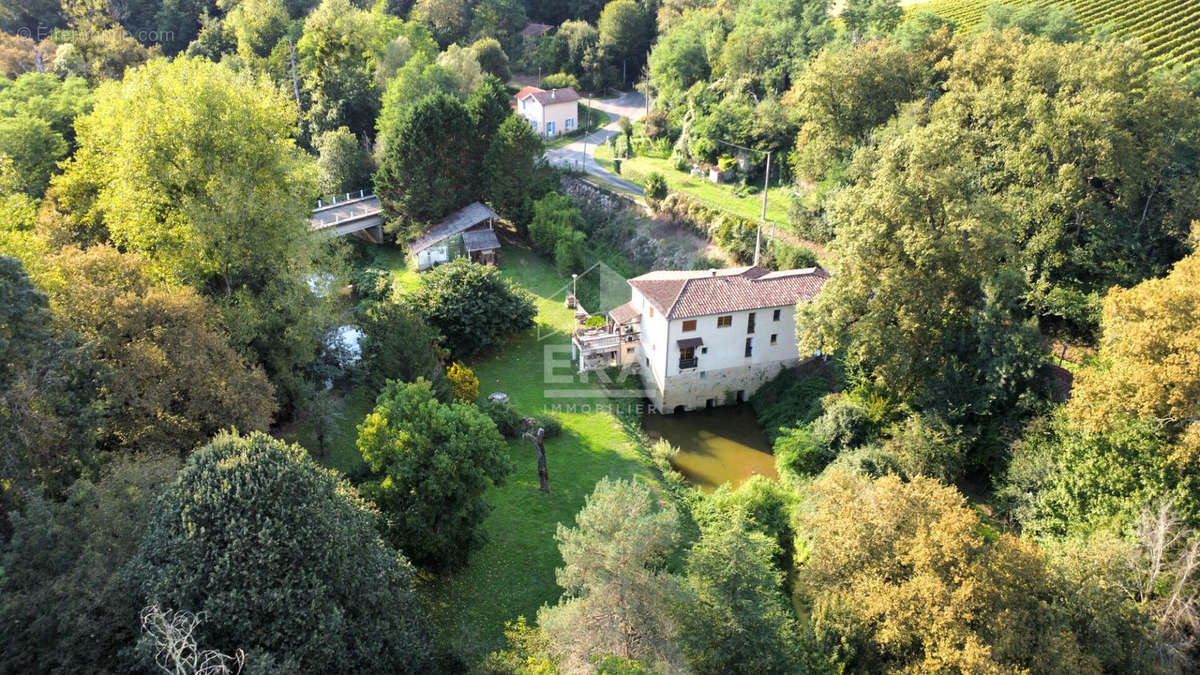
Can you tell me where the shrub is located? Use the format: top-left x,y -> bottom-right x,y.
352,266 -> 392,304
810,392 -> 877,453
644,171 -> 668,202
534,413 -> 562,438
359,298 -> 447,393
750,372 -> 829,442
483,398 -> 523,437
774,426 -> 832,478
541,72 -> 581,90
407,259 -> 536,360
447,362 -> 479,402
770,242 -> 818,270
584,315 -> 607,329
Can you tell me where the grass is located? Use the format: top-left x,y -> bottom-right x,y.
544,104 -> 612,150
422,245 -> 654,660
289,243 -> 656,662
593,144 -> 795,224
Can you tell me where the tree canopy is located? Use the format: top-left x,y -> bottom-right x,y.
356,378 -> 512,570
132,431 -> 435,672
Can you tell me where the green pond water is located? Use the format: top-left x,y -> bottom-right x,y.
642,405 -> 777,491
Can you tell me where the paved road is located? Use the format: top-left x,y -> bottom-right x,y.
545,90 -> 647,196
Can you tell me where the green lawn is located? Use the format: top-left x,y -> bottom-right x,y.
594,144 -> 794,224
545,104 -> 611,149
290,243 -> 656,662
422,245 -> 654,660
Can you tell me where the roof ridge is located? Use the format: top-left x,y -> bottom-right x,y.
665,277 -> 692,319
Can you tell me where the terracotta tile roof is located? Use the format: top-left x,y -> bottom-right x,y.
410,202 -> 499,254
517,87 -> 581,106
629,266 -> 828,319
608,301 -> 639,324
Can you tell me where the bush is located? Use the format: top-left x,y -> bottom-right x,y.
584,315 -> 607,329
644,171 -> 668,202
531,413 -> 562,438
447,362 -> 479,402
359,298 -> 447,393
775,425 -> 833,478
750,372 -> 829,442
541,72 -> 581,90
770,242 -> 818,270
407,259 -> 536,360
483,398 -> 523,437
352,266 -> 392,304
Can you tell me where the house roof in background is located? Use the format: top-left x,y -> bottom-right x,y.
517,87 -> 581,106
629,266 -> 828,319
410,202 -> 499,254
520,23 -> 552,38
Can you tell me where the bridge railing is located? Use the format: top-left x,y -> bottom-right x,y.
315,189 -> 374,210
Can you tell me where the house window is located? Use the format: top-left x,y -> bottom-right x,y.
717,315 -> 732,328
773,309 -> 781,321
529,119 -> 537,131
547,120 -> 556,135
679,346 -> 697,370
521,100 -> 526,110
770,333 -> 778,345
745,337 -> 754,357
747,312 -> 756,334
682,319 -> 697,332
566,117 -> 574,129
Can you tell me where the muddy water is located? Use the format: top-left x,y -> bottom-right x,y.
642,405 -> 777,491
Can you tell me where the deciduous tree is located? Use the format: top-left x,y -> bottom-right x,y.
405,258 -> 536,359
356,378 -> 512,570
482,113 -> 548,226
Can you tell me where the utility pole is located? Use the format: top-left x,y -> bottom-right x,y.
713,138 -> 771,266
581,95 -> 592,173
288,40 -> 302,128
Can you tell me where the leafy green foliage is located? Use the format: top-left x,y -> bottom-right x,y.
0,457 -> 179,673
376,92 -> 477,230
482,114 -> 549,226
47,245 -> 278,456
315,126 -> 372,197
0,255 -> 102,501
676,520 -> 802,674
359,296 -> 447,392
643,171 -> 668,202
799,469 -> 1116,672
471,37 -> 511,81
132,431 -> 435,672
749,370 -> 829,441
774,425 -> 831,478
357,378 -> 512,570
55,57 -> 337,410
538,478 -> 685,672
406,257 -> 536,360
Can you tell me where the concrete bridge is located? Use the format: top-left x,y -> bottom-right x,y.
310,191 -> 384,244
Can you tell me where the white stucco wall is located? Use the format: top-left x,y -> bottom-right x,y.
517,96 -> 579,137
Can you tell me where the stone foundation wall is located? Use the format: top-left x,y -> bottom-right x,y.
650,359 -> 798,413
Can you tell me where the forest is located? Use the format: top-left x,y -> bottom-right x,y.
1,0 -> 1200,673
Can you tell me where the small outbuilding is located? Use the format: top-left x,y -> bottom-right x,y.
410,202 -> 502,270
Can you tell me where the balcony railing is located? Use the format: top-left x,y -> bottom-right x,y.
678,357 -> 698,370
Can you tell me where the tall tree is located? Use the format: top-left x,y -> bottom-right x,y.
0,457 -> 180,673
799,469 -> 1125,672
796,115 -> 1043,427
47,245 -> 278,456
54,57 -> 337,409
356,378 -> 512,570
538,478 -> 686,673
376,92 -> 476,232
132,431 -> 435,672
298,0 -> 387,139
482,113 -> 548,226
315,126 -> 372,197
1068,254 -> 1200,464
676,520 -> 801,673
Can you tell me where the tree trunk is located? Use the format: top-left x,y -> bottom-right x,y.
522,426 -> 550,494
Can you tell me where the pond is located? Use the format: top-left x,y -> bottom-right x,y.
642,405 -> 777,491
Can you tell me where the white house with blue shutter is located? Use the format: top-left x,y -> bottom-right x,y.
514,86 -> 580,138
